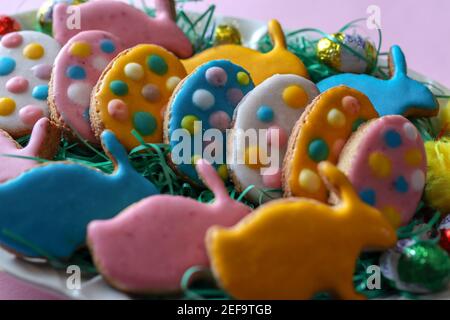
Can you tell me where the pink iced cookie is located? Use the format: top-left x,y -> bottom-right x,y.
49,31 -> 124,143
337,115 -> 426,227
87,160 -> 251,294
53,0 -> 193,58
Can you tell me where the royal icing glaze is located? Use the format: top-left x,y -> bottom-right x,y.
229,74 -> 319,203
50,31 -> 124,143
53,0 -> 193,58
88,160 -> 250,294
91,44 -> 187,151
207,162 -> 397,300
165,60 -> 254,185
0,31 -> 60,136
182,20 -> 308,85
0,131 -> 159,259
336,116 -> 426,228
318,46 -> 438,117
283,86 -> 379,202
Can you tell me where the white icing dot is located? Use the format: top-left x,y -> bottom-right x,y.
166,76 -> 181,92
411,170 -> 425,192
92,56 -> 109,71
67,82 -> 93,106
403,122 -> 418,141
124,63 -> 144,81
192,89 -> 215,110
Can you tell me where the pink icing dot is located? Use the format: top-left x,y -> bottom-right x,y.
227,88 -> 244,105
19,105 -> 44,126
209,111 -> 231,131
266,125 -> 288,148
108,99 -> 129,121
262,169 -> 282,189
32,64 -> 52,80
1,33 -> 23,48
6,76 -> 29,94
341,96 -> 361,115
205,67 -> 228,87
333,139 -> 346,156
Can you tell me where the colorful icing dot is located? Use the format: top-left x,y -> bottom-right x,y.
298,169 -> 321,193
403,122 -> 418,141
359,189 -> 376,206
263,169 -> 282,189
209,111 -> 231,131
1,33 -> 23,48
133,112 -> 157,136
181,115 -> 200,135
32,85 -> 49,101
368,152 -> 392,178
166,76 -> 181,92
237,72 -> 250,86
19,105 -> 44,126
109,80 -> 128,96
394,176 -> 409,193
124,63 -> 144,81
32,64 -> 52,80
23,43 -> 44,60
70,42 -> 92,58
244,146 -> 266,170
341,96 -> 361,115
256,106 -> 274,123
107,99 -> 129,121
352,118 -> 366,132
282,85 -> 308,109
191,155 -> 202,165
141,84 -> 161,102
0,97 -> 16,116
83,107 -> 90,122
205,67 -> 228,87
0,57 -> 16,76
193,89 -> 215,110
147,55 -> 168,76
100,39 -> 116,54
384,130 -> 402,148
217,165 -> 229,181
327,108 -> 346,128
227,88 -> 244,106
382,206 -> 402,228
6,76 -> 28,94
92,56 -> 109,71
405,149 -> 423,166
411,170 -> 425,192
267,126 -> 288,148
66,65 -> 86,80
67,82 -> 93,106
308,139 -> 329,162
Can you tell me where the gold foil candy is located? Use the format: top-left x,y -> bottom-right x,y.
214,24 -> 242,46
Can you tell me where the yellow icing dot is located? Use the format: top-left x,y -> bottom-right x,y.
166,76 -> 181,92
298,169 -> 321,193
181,115 -> 200,135
282,85 -> 308,109
0,97 -> 16,116
327,108 -> 346,128
191,155 -> 202,165
244,146 -> 266,170
382,206 -> 402,228
69,42 -> 92,58
368,152 -> 392,178
23,43 -> 44,60
237,72 -> 250,86
405,149 -> 423,166
218,164 -> 229,180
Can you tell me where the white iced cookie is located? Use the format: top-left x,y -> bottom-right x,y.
0,31 -> 61,137
228,74 -> 319,203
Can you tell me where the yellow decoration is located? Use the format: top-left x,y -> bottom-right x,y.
23,43 -> 45,60
237,72 -> 250,86
217,164 -> 229,181
0,97 -> 16,116
298,169 -> 321,193
439,100 -> 450,135
69,42 -> 92,58
327,108 -> 346,128
404,149 -> 423,167
381,206 -> 402,229
368,152 -> 392,178
182,20 -> 309,85
282,85 -> 308,109
244,146 -> 267,170
207,162 -> 397,299
181,115 -> 200,135
166,76 -> 181,92
214,24 -> 242,46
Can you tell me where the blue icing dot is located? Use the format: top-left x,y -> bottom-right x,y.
256,106 -> 274,123
0,57 -> 16,76
109,80 -> 128,96
83,107 -> 90,122
359,189 -> 376,206
32,85 -> 49,101
66,65 -> 86,80
133,112 -> 157,136
384,129 -> 402,148
394,176 -> 409,193
100,39 -> 116,54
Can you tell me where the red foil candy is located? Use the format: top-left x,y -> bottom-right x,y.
0,16 -> 21,36
439,215 -> 450,253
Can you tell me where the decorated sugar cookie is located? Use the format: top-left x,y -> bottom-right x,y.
206,162 -> 397,300
283,86 -> 379,202
0,131 -> 159,259
49,31 -> 124,143
229,74 -> 319,203
53,0 -> 193,58
91,44 -> 187,151
336,116 -> 426,227
88,160 -> 250,294
0,31 -> 61,137
318,46 -> 438,117
165,60 -> 255,185
182,20 -> 308,85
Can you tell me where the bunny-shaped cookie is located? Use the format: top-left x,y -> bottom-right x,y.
318,46 -> 438,117
87,159 -> 251,294
206,162 -> 397,300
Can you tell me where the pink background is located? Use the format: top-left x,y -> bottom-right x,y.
0,0 -> 448,299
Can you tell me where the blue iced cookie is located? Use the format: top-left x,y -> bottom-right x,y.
0,131 -> 159,259
317,46 -> 438,117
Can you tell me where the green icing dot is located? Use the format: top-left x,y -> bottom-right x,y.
308,139 -> 329,162
147,55 -> 168,75
110,80 -> 128,96
352,118 -> 366,132
133,112 -> 157,136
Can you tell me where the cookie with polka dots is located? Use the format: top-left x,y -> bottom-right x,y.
90,44 -> 187,151
228,74 -> 319,203
335,115 -> 426,228
164,60 -> 255,186
0,31 -> 61,137
49,31 -> 124,144
283,86 -> 379,202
